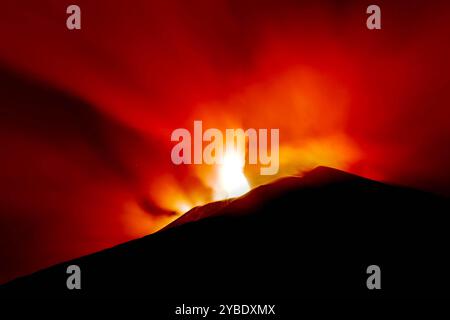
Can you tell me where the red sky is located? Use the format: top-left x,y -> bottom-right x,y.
0,0 -> 449,283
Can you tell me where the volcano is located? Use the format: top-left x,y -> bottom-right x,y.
1,166 -> 449,299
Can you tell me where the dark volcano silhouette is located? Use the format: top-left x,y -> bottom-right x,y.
1,166 -> 449,298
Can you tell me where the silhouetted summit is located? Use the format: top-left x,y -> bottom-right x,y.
167,166 -> 363,228
1,167 -> 449,298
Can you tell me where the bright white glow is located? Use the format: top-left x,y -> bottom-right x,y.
176,202 -> 192,214
215,150 -> 250,200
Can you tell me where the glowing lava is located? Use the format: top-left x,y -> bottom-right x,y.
214,150 -> 250,200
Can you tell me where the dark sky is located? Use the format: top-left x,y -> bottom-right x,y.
0,0 -> 449,283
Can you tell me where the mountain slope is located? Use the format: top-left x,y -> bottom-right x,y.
1,166 -> 449,298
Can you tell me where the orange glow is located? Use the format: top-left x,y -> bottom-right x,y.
145,68 -> 361,219
123,201 -> 173,236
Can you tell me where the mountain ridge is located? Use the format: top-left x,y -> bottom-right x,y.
1,166 -> 449,298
